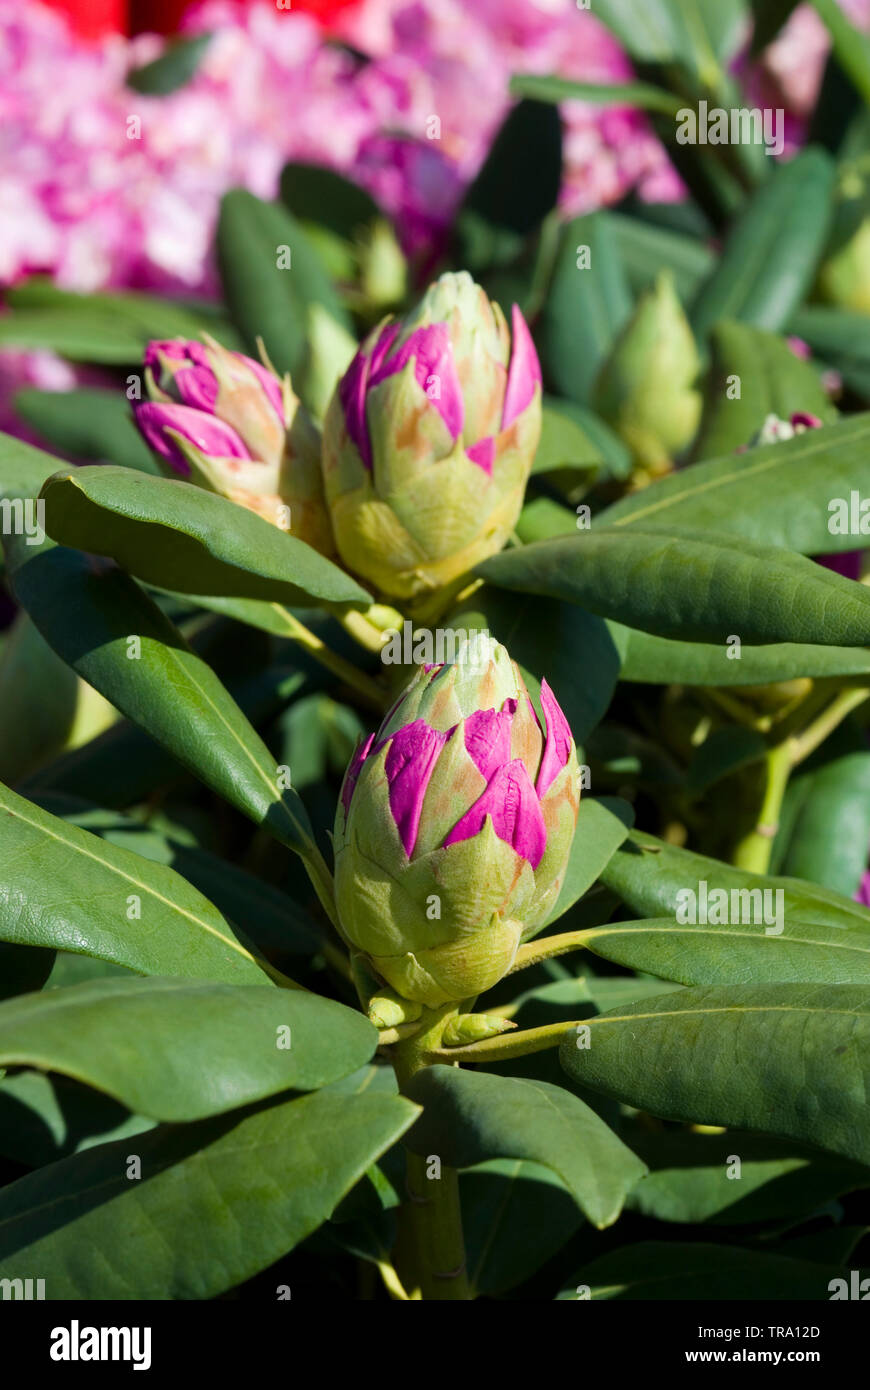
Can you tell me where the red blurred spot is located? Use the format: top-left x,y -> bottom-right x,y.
40,0 -> 127,39
128,0 -> 360,37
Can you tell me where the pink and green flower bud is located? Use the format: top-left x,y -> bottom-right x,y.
134,337 -> 334,555
333,640 -> 579,1008
322,271 -> 542,600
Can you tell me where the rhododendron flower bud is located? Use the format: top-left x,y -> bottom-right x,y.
333,639 -> 579,1008
322,271 -> 542,599
134,337 -> 333,554
594,270 -> 701,471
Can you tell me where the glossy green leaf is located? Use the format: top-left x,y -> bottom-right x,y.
0,613 -> 80,785
40,465 -> 369,605
477,527 -> 870,645
538,212 -> 633,405
0,780 -> 268,984
0,311 -> 145,364
626,1126 -> 869,1225
601,830 -> 870,930
5,278 -> 239,346
614,622 -> 870,685
5,535 -> 318,857
692,320 -> 835,460
575,911 -> 870,986
0,1070 -> 154,1168
597,411 -> 870,555
0,1089 -> 417,1299
558,1240 -> 844,1300
461,1159 -> 583,1297
690,149 -> 835,340
403,1066 -> 646,1229
33,793 -> 322,959
561,983 -> 870,1164
0,978 -> 375,1121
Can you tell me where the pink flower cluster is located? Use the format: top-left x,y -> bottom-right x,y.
0,0 -> 680,298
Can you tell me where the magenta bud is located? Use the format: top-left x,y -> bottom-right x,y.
133,401 -> 251,474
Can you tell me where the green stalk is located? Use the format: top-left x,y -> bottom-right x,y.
390,1006 -> 470,1302
268,604 -> 387,710
732,739 -> 792,874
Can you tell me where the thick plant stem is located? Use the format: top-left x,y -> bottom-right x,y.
733,740 -> 792,874
391,1006 -> 471,1302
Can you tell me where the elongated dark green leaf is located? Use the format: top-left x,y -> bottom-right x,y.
597,411 -> 870,554
774,726 -> 870,897
544,798 -> 634,929
404,1066 -> 645,1229
217,189 -> 351,380
40,465 -> 369,605
0,431 -> 73,502
558,1240 -> 844,1300
5,535 -> 317,857
0,1070 -> 154,1168
6,278 -> 240,346
789,304 -> 870,399
127,33 -> 212,95
0,1089 -> 417,1299
592,0 -> 747,75
279,162 -> 381,240
0,978 -> 374,1121
538,212 -> 633,405
560,983 -> 870,1165
811,0 -> 870,106
0,311 -> 145,364
477,527 -> 870,645
614,622 -> 870,685
14,389 -> 159,474
0,780 -> 267,984
32,792 -> 323,958
462,1159 -> 583,1297
0,613 -> 80,785
576,913 -> 870,986
602,830 -> 870,930
509,73 -> 682,114
690,149 -> 835,340
608,211 -> 714,301
626,1126 -> 868,1225
446,586 -> 622,743
692,320 -> 835,460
